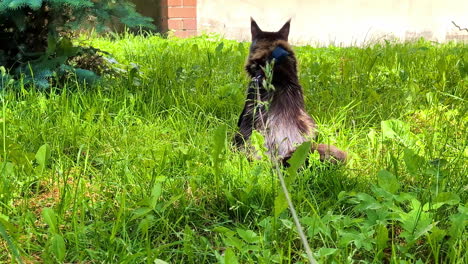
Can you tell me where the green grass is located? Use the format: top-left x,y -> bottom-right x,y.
0,33 -> 467,263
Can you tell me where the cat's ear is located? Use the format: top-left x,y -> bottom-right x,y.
278,19 -> 291,40
251,17 -> 262,40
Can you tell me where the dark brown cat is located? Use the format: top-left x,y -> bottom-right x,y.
234,18 -> 347,165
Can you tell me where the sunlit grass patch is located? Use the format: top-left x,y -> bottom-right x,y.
0,34 -> 466,263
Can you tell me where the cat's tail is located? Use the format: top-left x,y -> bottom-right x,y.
311,143 -> 347,164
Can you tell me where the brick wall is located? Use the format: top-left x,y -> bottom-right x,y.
160,0 -> 197,38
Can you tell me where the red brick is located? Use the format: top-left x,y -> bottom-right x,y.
183,0 -> 196,6
167,0 -> 182,6
183,19 -> 197,30
168,19 -> 184,30
168,7 -> 196,18
174,30 -> 197,38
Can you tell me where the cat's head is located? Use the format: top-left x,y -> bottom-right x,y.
246,18 -> 296,78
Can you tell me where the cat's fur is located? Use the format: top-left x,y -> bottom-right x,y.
234,18 -> 347,165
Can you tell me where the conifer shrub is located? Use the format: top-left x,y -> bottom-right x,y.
0,0 -> 154,89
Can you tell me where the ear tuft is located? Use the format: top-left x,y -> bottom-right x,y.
251,17 -> 262,40
278,19 -> 291,41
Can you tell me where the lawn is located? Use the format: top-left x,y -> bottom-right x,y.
0,33 -> 466,263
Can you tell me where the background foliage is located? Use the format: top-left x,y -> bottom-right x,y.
0,0 -> 154,89
0,33 -> 467,262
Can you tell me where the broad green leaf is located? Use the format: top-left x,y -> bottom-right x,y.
41,208 -> 57,233
315,247 -> 338,257
274,191 -> 288,217
224,248 -> 238,264
213,226 -> 235,236
434,192 -> 460,205
413,222 -> 438,241
50,233 -> 66,262
448,211 -> 466,240
236,228 -> 259,244
399,200 -> 432,243
137,215 -> 154,235
375,224 -> 388,251
381,119 -> 411,142
377,169 -> 400,193
353,193 -> 381,211
426,226 -> 446,244
424,192 -> 460,210
223,236 -> 244,250
212,124 -> 227,164
150,183 -> 162,209
35,143 -> 51,168
0,162 -> 15,177
243,244 -> 260,252
250,130 -> 268,159
154,260 -> 169,264
215,42 -> 224,54
394,192 -> 416,203
458,204 -> 468,214
280,218 -> 293,229
286,141 -> 311,174
301,215 -> 327,237
338,230 -> 372,249
403,148 -> 426,175
130,207 -> 153,221
371,185 -> 394,200
223,189 -> 236,205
